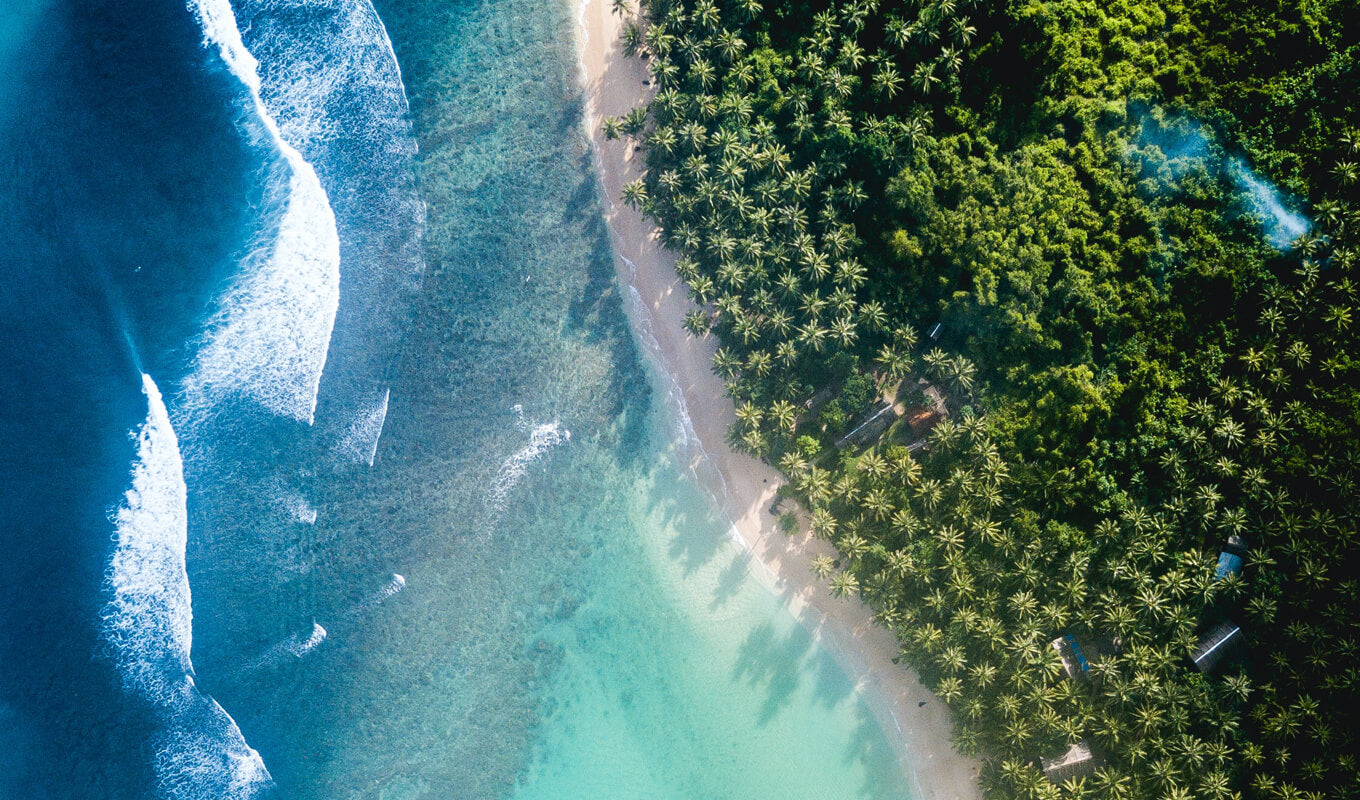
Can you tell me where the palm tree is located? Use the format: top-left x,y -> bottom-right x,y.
1001,717 -> 1034,749
831,315 -> 858,348
797,320 -> 828,352
621,179 -> 649,209
715,29 -> 745,62
746,350 -> 773,378
951,15 -> 976,45
690,58 -> 716,90
830,570 -> 860,598
779,450 -> 809,476
692,0 -> 721,30
734,402 -> 764,431
911,61 -> 941,95
936,675 -> 965,703
946,355 -> 977,395
801,466 -> 832,505
711,347 -> 741,379
872,62 -> 903,99
683,309 -> 710,336
770,399 -> 798,432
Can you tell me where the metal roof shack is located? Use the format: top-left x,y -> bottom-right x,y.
1190,621 -> 1244,674
1215,535 -> 1250,581
835,401 -> 897,449
1050,634 -> 1094,680
1040,741 -> 1097,784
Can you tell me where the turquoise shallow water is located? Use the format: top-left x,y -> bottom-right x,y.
507,441 -> 912,800
342,0 -> 914,796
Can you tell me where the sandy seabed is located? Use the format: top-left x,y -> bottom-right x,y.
573,3 -> 984,799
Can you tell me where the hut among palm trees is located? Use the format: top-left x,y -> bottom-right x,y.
835,401 -> 897,449
1215,535 -> 1250,580
1050,633 -> 1119,680
905,406 -> 943,439
1190,621 -> 1244,674
1050,634 -> 1094,680
1040,741 -> 1097,784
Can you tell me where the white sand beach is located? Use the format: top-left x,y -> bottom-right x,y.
575,3 -> 984,798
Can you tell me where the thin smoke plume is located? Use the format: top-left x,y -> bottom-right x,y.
1127,110 -> 1312,250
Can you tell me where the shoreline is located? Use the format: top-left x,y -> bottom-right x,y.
573,3 -> 983,799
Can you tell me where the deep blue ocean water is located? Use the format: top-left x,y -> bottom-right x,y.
0,2 -> 918,798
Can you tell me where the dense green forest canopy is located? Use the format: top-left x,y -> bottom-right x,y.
608,0 -> 1360,796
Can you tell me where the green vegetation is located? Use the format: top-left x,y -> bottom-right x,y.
608,0 -> 1360,796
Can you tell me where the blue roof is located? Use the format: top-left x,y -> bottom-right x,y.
1215,551 -> 1243,581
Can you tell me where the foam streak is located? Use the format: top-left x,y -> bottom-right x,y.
100,375 -> 274,799
335,387 -> 390,466
184,0 -> 342,425
488,407 -> 571,513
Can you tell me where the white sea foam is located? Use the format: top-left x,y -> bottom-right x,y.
242,0 -> 413,153
489,409 -> 571,513
100,375 -> 274,799
354,573 -> 406,614
277,487 -> 319,525
290,621 -> 328,656
243,622 -> 328,671
102,375 -> 194,700
183,0 -> 341,425
335,387 -> 389,466
153,688 -> 272,800
621,264 -> 730,505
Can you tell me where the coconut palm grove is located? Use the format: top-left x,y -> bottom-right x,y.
605,0 -> 1360,797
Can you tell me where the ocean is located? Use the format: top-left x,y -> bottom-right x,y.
0,1 -> 917,798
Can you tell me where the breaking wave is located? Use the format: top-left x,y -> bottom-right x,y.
231,0 -> 427,438
100,375 -> 274,799
335,387 -> 390,466
353,573 -> 406,615
182,0 -> 342,425
488,406 -> 571,513
242,622 -> 328,672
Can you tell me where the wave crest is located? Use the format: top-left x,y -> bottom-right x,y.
335,387 -> 390,466
488,407 -> 571,513
183,0 -> 342,425
100,375 -> 275,799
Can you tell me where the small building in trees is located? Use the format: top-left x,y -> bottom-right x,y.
1190,621 -> 1244,674
1040,741 -> 1097,784
905,407 -> 943,439
834,401 -> 897,449
803,384 -> 836,412
928,321 -> 943,340
1049,633 -> 1119,680
1050,634 -> 1094,680
1215,535 -> 1250,581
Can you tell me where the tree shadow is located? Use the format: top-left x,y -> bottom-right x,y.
731,621 -> 815,725
810,643 -> 856,711
646,475 -> 727,578
709,549 -> 755,612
